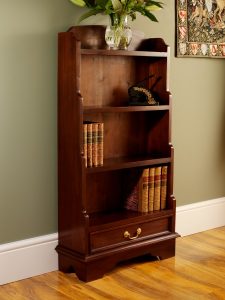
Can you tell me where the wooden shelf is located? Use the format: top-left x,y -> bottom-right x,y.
81,49 -> 168,58
89,209 -> 174,232
83,105 -> 170,113
85,155 -> 171,173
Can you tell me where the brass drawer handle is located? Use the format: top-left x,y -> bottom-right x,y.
124,228 -> 142,240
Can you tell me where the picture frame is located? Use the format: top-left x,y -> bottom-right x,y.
176,0 -> 225,58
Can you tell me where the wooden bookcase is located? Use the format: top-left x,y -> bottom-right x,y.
56,25 -> 179,282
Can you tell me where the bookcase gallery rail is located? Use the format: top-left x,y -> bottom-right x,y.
56,25 -> 179,282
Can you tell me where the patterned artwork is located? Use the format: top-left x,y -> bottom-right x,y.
176,0 -> 225,58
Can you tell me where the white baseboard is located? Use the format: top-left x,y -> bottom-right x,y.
0,233 -> 58,286
1,197 -> 225,285
176,197 -> 225,236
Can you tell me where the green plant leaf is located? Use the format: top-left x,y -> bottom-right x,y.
70,0 -> 163,23
142,8 -> 158,21
78,8 -> 104,23
69,0 -> 86,7
145,1 -> 163,9
146,5 -> 161,11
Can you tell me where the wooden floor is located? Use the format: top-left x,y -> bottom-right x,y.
1,227 -> 225,300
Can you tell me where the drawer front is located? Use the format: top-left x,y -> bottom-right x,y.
90,218 -> 170,253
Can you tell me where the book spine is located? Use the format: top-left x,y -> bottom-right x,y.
148,167 -> 155,212
142,168 -> 149,213
138,168 -> 149,213
153,166 -> 162,211
97,123 -> 104,166
83,123 -> 87,167
160,166 -> 168,210
87,123 -> 93,167
92,123 -> 98,167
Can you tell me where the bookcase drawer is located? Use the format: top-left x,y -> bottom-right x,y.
90,218 -> 170,253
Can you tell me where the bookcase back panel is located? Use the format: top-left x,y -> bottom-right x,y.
84,111 -> 170,159
81,56 -> 134,106
144,111 -> 170,155
135,58 -> 168,102
148,58 -> 168,93
80,56 -> 167,107
86,170 -> 125,214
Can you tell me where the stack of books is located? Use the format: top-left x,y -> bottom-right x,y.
124,166 -> 168,212
83,121 -> 104,168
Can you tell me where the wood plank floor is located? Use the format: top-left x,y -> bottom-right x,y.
1,227 -> 225,300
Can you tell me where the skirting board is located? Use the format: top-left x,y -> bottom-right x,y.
176,197 -> 225,236
1,197 -> 225,285
0,233 -> 58,286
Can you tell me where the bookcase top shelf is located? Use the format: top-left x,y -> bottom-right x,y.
85,155 -> 171,173
67,25 -> 169,53
83,105 -> 170,113
81,49 -> 168,58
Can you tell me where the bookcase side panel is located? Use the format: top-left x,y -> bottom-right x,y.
58,32 -> 87,254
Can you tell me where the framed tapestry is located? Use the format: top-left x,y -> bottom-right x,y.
176,0 -> 225,58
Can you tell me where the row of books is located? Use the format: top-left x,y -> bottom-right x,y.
124,166 -> 168,213
83,121 -> 104,168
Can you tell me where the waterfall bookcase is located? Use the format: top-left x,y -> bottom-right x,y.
56,26 -> 179,282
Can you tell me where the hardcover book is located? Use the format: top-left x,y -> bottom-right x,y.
87,123 -> 93,167
83,123 -> 87,167
160,166 -> 168,210
138,168 -> 149,213
83,121 -> 104,168
148,167 -> 155,212
97,122 -> 104,166
153,166 -> 162,211
92,123 -> 98,167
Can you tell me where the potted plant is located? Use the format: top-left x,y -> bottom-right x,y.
69,0 -> 163,49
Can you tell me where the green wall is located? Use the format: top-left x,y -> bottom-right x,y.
0,0 -> 225,244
